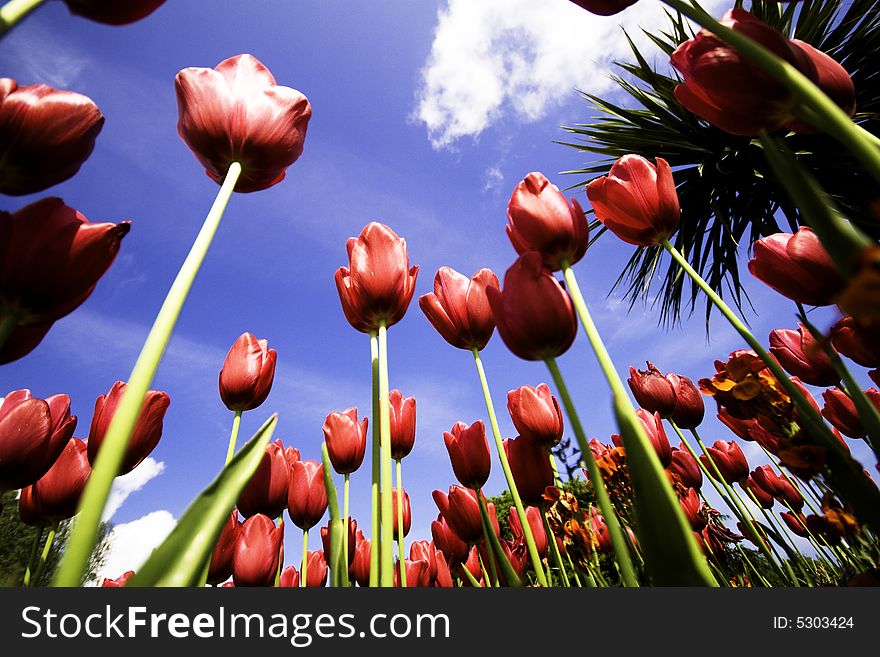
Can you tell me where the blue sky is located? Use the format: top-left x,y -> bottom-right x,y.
2,0 -> 875,580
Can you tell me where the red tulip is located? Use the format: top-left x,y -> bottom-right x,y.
784,40 -> 856,133
751,465 -> 803,510
419,267 -> 499,351
434,550 -> 453,588
506,172 -> 589,270
433,486 -> 483,544
781,511 -> 810,538
507,383 -> 564,450
486,251 -> 577,361
459,546 -> 483,585
0,321 -> 53,366
232,514 -> 283,587
101,571 -> 134,588
831,316 -> 880,368
287,460 -> 328,530
508,506 -> 548,557
742,477 -> 775,509
218,332 -> 277,412
305,550 -> 328,588
175,54 -> 311,193
717,409 -> 781,453
284,445 -> 301,468
0,79 -> 103,196
87,381 -> 170,475
391,487 -> 411,537
635,409 -> 673,468
279,566 -> 300,588
323,408 -> 368,475
667,373 -> 705,429
748,227 -> 844,306
871,370 -> 880,388
62,0 -> 165,25
220,582 -> 235,588
32,438 -> 91,520
335,222 -> 419,333
628,362 -> 675,416
409,540 -> 438,582
586,155 -> 679,246
349,531 -> 372,586
431,514 -> 469,564
821,387 -> 880,438
18,485 -> 48,527
320,518 -> 357,564
670,9 -> 810,136
237,440 -> 290,519
500,539 -> 528,583
389,389 -> 416,460
699,440 -> 749,484
669,445 -> 702,490
444,420 -> 491,490
207,509 -> 240,585
769,324 -> 838,387
0,390 -> 76,490
680,488 -> 706,530
0,198 -> 129,360
395,559 -> 431,588
503,436 -> 554,507
568,0 -> 638,17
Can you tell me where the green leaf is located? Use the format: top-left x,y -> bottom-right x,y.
128,414 -> 278,587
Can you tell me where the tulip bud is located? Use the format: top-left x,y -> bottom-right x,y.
679,488 -> 706,530
699,440 -> 749,484
821,387 -> 880,438
287,460 -> 328,530
391,487 -> 412,537
395,559 -> 431,588
18,485 -> 49,527
62,0 -> 165,25
305,550 -> 328,588
486,251 -> 578,361
232,514 -> 283,587
751,465 -> 803,510
101,571 -> 135,587
32,438 -> 91,520
419,267 -> 499,350
434,550 -> 453,588
506,172 -> 589,270
669,446 -> 702,490
279,566 -> 300,588
176,54 -> 311,193
459,546 -> 483,585
218,333 -> 277,412
717,409 -> 781,453
628,362 -> 676,416
349,531 -> 372,586
503,436 -> 554,507
0,321 -> 53,366
444,420 -> 491,490
431,514 -> 469,564
507,383 -> 564,450
830,316 -> 880,369
0,390 -> 76,490
389,389 -> 416,460
323,408 -> 368,475
748,227 -> 844,306
207,509 -> 240,585
635,409 -> 673,468
409,540 -> 438,582
508,506 -> 548,558
568,0 -> 638,16
587,155 -> 679,246
320,518 -> 357,565
667,373 -> 705,429
87,381 -> 170,475
335,222 -> 419,333
432,486 -> 483,544
742,477 -> 775,509
284,445 -> 302,468
784,40 -> 856,133
781,511 -> 810,538
0,79 -> 104,196
769,324 -> 838,387
237,440 -> 290,519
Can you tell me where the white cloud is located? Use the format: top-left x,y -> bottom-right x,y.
101,457 -> 166,522
92,510 -> 176,584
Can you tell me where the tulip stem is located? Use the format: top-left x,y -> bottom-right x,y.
321,443 -> 348,588
0,312 -> 17,355
274,517 -> 284,588
369,331 -> 380,587
460,564 -> 481,588
477,496 -> 499,587
32,522 -> 58,587
742,487 -> 803,586
0,0 -> 46,37
471,348 -> 548,586
343,473 -> 350,573
544,357 -> 639,587
23,526 -> 43,587
301,528 -> 309,588
377,323 -> 394,587
396,459 -> 406,588
660,0 -> 880,184
477,494 -> 521,587
225,411 -> 242,466
542,509 -> 570,587
55,162 -> 243,587
549,453 -> 563,487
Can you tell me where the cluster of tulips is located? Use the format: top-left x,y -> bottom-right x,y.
1,0 -> 879,587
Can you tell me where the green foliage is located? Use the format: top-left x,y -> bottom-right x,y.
560,0 -> 880,324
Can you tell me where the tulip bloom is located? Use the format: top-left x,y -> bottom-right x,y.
586,155 -> 679,246
389,389 -> 416,460
784,40 -> 856,133
769,324 -> 838,387
669,445 -> 702,490
821,387 -> 880,438
431,514 -> 469,564
568,0 -> 638,16
699,440 -> 749,484
320,518 -> 357,564
349,531 -> 372,586
717,409 -> 781,454
831,316 -> 880,368
636,409 -> 673,468
62,0 -> 166,25
409,540 -> 438,582
395,559 -> 431,588
751,465 -> 803,510
508,506 -> 548,558
232,514 -> 283,587
0,79 -> 103,196
323,408 -> 368,475
0,198 -> 129,360
506,172 -> 589,270
444,420 -> 491,490
459,546 -> 483,585
628,362 -> 676,416
288,460 -> 328,530
279,566 -> 300,588
419,267 -> 499,350
207,509 -> 240,585
101,571 -> 135,588
305,550 -> 328,588
0,390 -> 76,490
433,487 -> 483,544
391,487 -> 412,537
176,54 -> 311,193
748,227 -> 844,306
18,485 -> 48,527
434,550 -> 453,588
503,436 -> 554,507
742,477 -> 775,509
218,333 -> 277,412
680,488 -> 706,530
237,440 -> 290,519
781,511 -> 810,538
335,222 -> 419,333
507,383 -> 564,450
32,438 -> 91,520
486,251 -> 577,361
87,381 -> 170,475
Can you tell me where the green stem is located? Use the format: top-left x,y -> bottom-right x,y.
661,0 -> 880,184
55,162 -> 242,587
23,526 -> 43,587
741,487 -> 801,586
33,522 -> 58,586
301,528 -> 309,588
0,0 -> 46,37
225,410 -> 242,466
460,563 -> 481,588
320,443 -> 348,588
343,473 -> 350,575
542,509 -> 570,587
369,331 -> 380,587
274,517 -> 284,588
545,357 -> 639,587
0,312 -> 18,355
549,452 -> 563,487
477,492 -> 499,587
471,348 -> 548,586
477,494 -> 521,587
377,323 -> 394,587
395,459 -> 406,587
